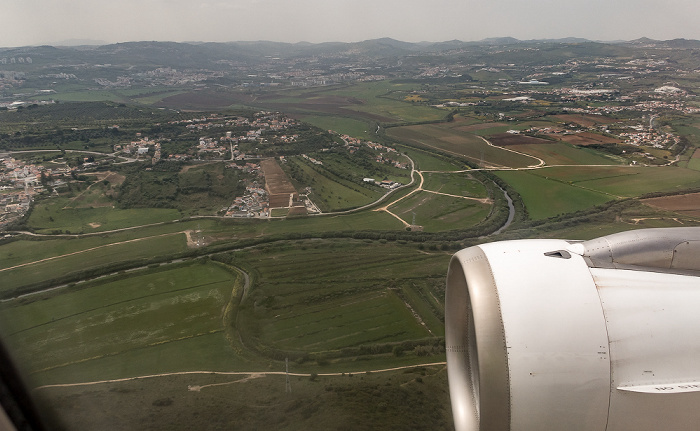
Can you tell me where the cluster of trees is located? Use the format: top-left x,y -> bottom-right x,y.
115,162 -> 246,211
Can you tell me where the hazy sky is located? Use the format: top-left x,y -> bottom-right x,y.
2,0 -> 700,47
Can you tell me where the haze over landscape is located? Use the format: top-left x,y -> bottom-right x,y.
3,0 -> 700,47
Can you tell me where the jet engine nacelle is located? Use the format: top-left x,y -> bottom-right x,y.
445,227 -> 700,431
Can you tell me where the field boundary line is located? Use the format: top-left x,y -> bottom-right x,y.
477,135 -> 545,168
0,232 -> 185,273
33,362 -> 447,391
420,189 -> 492,203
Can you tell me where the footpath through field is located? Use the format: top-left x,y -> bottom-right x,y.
33,362 -> 448,392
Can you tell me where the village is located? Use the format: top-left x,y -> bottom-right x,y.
0,154 -> 68,229
109,111 -> 305,219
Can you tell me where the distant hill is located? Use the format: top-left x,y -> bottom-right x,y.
1,37 -> 699,74
623,37 -> 700,48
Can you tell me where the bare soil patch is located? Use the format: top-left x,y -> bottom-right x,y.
260,158 -> 298,208
288,206 -> 308,216
488,133 -> 553,146
692,148 -> 700,159
642,193 -> 700,217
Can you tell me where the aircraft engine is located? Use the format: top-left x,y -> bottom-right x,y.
445,227 -> 700,431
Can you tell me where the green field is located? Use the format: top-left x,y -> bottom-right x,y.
0,242 -> 450,390
387,124 -> 536,168
266,209 -> 406,233
421,172 -> 489,198
34,365 -> 453,431
236,241 -> 448,358
28,197 -> 181,234
687,157 -> 700,171
401,147 -> 467,172
0,233 -> 189,295
388,191 -> 491,231
301,115 -> 375,140
285,156 -> 384,212
495,170 -> 614,219
33,87 -> 189,105
318,81 -> 446,123
507,142 -> 618,166
256,81 -> 446,124
0,262 -> 240,386
532,165 -> 700,197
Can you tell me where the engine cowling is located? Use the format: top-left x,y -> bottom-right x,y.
445,227 -> 700,431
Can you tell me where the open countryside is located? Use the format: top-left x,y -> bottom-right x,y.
2,37 -> 700,430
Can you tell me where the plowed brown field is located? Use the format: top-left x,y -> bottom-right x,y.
642,193 -> 700,217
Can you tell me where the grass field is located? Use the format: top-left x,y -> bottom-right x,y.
0,233 -> 189,294
28,197 -> 182,234
236,241 -> 448,358
387,191 -> 491,231
0,241 -> 450,392
505,142 -> 618,165
495,170 -> 614,219
285,156 -> 384,212
33,87 -> 189,105
400,147 -> 467,172
0,262 -> 241,386
240,81 -> 445,125
421,172 -> 489,198
34,90 -> 131,103
314,151 -> 411,185
532,165 -> 700,197
300,115 -> 375,140
317,81 -> 446,123
34,365 -> 453,431
387,124 -> 536,168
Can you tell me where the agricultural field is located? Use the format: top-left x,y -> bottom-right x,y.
493,140 -> 618,166
1,242 -> 454,430
300,115 -> 376,140
551,114 -> 622,128
386,123 -> 538,168
421,172 -> 489,198
642,192 -> 700,217
235,241 -> 448,360
0,232 -> 189,295
400,147 -> 468,172
264,209 -> 405,233
532,165 -> 700,197
5,37 -> 700,431
495,170 -> 614,219
34,364 -> 452,431
387,191 -> 491,231
0,261 -> 242,386
28,197 -> 181,234
685,148 -> 700,171
283,156 -> 385,212
296,81 -> 446,124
